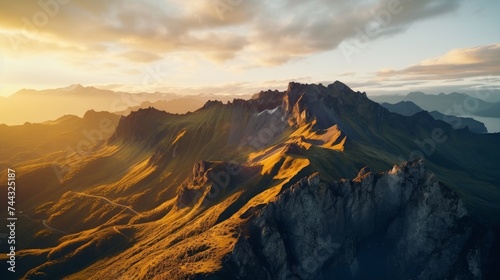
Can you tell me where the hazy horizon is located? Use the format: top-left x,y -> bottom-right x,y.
2,81 -> 499,99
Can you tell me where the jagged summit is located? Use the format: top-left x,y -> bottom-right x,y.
110,80 -> 449,154
108,81 -> 374,161
110,107 -> 173,145
283,81 -> 371,128
286,81 -> 367,98
196,81 -> 368,113
194,81 -> 371,130
201,100 -> 225,110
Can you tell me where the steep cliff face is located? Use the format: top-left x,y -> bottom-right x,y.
220,160 -> 498,280
283,81 -> 370,130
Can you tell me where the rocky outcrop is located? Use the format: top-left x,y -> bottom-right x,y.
177,161 -> 261,208
109,107 -> 173,145
201,100 -> 224,110
219,160 -> 498,280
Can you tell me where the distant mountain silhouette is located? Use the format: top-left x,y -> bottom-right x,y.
371,91 -> 500,118
475,102 -> 500,117
0,85 -> 250,125
381,100 -> 423,116
381,101 -> 488,133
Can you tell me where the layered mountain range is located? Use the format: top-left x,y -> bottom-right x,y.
0,85 -> 250,125
380,101 -> 488,133
371,91 -> 500,118
1,81 -> 499,279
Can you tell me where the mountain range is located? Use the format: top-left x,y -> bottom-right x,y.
380,101 -> 488,133
0,85 -> 250,125
0,81 -> 499,279
371,91 -> 500,118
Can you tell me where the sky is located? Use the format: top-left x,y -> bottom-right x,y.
0,0 -> 499,98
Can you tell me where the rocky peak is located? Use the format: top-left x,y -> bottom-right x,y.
328,80 -> 368,100
250,89 -> 285,111
82,110 -> 120,127
194,81 -> 373,131
201,100 -> 224,110
282,81 -> 370,129
109,107 -> 172,145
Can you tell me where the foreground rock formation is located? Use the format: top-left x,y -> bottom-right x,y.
219,160 -> 498,280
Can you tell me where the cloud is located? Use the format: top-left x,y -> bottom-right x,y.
339,72 -> 356,77
377,44 -> 500,80
259,77 -> 313,87
0,0 -> 250,62
117,50 -> 162,63
0,0 -> 464,66
246,0 -> 464,65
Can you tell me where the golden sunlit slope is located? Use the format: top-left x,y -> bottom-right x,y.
1,81 -> 499,279
0,85 -> 337,278
0,110 -> 120,167
0,111 -> 121,251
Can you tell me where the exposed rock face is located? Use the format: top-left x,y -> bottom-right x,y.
251,90 -> 286,111
177,161 -> 261,208
110,107 -> 172,145
281,81 -> 381,143
220,160 -> 498,280
201,100 -> 224,110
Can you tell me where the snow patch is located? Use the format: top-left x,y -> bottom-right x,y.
257,106 -> 279,116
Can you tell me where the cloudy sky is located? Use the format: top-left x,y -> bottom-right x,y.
0,0 -> 499,97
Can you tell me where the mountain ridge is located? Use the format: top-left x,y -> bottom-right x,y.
0,84 -> 251,125
107,81 -> 500,221
371,91 -> 500,117
381,101 -> 488,133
